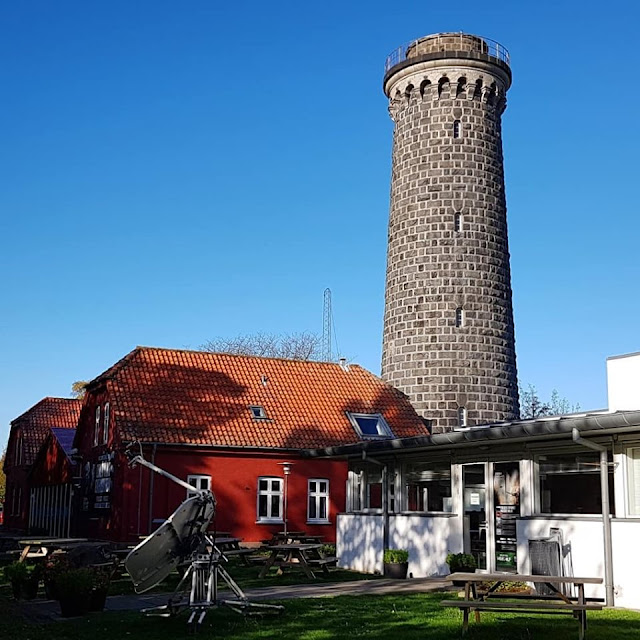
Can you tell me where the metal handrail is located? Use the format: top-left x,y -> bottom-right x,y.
384,33 -> 510,74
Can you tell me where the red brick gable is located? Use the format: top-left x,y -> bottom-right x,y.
87,347 -> 428,449
7,397 -> 82,467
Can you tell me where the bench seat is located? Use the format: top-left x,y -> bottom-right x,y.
441,599 -> 603,611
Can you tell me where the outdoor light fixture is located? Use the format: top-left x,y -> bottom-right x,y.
278,462 -> 294,535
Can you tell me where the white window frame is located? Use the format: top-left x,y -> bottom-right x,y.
94,406 -> 101,447
307,478 -> 330,523
249,405 -> 267,419
455,307 -> 464,328
186,474 -> 211,499
347,412 -> 393,439
454,212 -> 462,232
257,476 -> 283,523
458,406 -> 467,427
103,402 -> 110,444
453,119 -> 461,138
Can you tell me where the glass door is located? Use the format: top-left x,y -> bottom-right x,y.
493,462 -> 520,573
463,464 -> 487,570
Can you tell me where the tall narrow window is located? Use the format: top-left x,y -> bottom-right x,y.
628,448 -> 640,515
453,119 -> 461,138
94,406 -> 101,447
103,402 -> 110,444
308,479 -> 330,523
455,307 -> 464,327
458,407 -> 467,427
454,212 -> 462,232
257,477 -> 283,522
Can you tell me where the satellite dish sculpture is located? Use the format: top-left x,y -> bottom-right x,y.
124,443 -> 283,628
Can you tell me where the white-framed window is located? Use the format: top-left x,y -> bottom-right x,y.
307,479 -> 330,523
15,433 -> 23,465
250,405 -> 267,419
453,119 -> 461,138
347,470 -> 363,511
94,406 -> 101,447
627,447 -> 640,516
458,406 -> 467,427
257,477 -> 283,522
454,212 -> 462,232
103,402 -> 110,444
455,307 -> 464,328
187,474 -> 211,499
347,412 -> 393,439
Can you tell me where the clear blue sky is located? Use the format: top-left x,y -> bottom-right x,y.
2,0 -> 639,447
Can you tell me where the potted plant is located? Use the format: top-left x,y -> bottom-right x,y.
4,561 -> 29,599
89,568 -> 111,612
55,568 -> 94,617
44,554 -> 71,600
383,548 -> 409,579
446,552 -> 477,586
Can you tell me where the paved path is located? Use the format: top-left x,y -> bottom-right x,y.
21,577 -> 452,622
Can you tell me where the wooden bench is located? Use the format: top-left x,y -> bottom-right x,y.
443,573 -> 603,639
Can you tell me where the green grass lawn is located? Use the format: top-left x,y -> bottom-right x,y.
2,592 -> 640,640
105,560 -> 382,596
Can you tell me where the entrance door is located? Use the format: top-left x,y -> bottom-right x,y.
493,462 -> 520,573
463,464 -> 487,570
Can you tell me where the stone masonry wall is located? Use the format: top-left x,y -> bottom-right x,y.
381,46 -> 519,432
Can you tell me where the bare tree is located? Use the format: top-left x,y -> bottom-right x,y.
201,332 -> 322,361
519,384 -> 580,419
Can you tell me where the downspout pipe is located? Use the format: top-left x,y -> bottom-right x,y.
362,452 -> 389,554
572,429 -> 615,607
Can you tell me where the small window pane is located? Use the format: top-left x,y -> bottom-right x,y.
319,496 -> 327,519
319,481 -> 327,492
355,416 -> 380,435
309,497 -> 317,519
309,481 -> 316,493
271,495 -> 280,517
258,495 -> 267,517
259,479 -> 268,491
270,479 -> 280,491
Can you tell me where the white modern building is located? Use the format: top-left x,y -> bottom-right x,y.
311,352 -> 640,609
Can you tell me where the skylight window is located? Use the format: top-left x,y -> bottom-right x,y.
347,412 -> 393,439
250,405 -> 267,419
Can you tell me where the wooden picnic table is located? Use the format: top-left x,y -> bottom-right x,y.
17,537 -> 90,562
208,536 -> 254,566
258,543 -> 335,580
261,531 -> 324,545
441,572 -> 603,639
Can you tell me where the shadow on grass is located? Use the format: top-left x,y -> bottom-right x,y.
3,593 -> 640,640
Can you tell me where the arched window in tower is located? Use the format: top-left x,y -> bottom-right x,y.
458,407 -> 467,428
455,307 -> 464,328
454,212 -> 462,232
453,120 -> 461,138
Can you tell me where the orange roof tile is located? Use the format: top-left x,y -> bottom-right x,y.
90,347 -> 428,449
9,397 -> 82,465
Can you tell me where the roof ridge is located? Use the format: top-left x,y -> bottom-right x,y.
11,396 -> 81,424
133,345 -> 365,368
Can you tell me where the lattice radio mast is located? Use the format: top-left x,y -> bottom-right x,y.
322,288 -> 332,362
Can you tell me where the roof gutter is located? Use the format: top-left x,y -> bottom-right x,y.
303,410 -> 640,458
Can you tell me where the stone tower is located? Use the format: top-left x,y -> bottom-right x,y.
380,33 -> 519,432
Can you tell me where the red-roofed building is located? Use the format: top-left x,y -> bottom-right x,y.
73,347 -> 428,543
3,398 -> 81,531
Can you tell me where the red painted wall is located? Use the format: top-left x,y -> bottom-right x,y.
73,386 -> 348,543
30,436 -> 73,486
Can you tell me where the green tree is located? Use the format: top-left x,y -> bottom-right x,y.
519,384 -> 580,419
71,381 -> 88,399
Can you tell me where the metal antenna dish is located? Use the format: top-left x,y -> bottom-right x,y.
123,443 -> 283,629
125,494 -> 215,592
